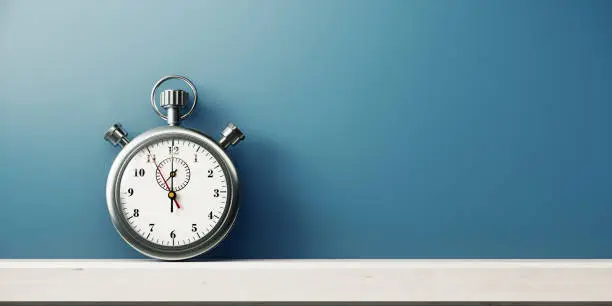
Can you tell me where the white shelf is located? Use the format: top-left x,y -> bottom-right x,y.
0,259 -> 611,302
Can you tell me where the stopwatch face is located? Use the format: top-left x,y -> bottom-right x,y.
106,127 -> 239,260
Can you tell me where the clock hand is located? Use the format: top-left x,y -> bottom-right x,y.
170,156 -> 175,191
146,148 -> 181,209
170,195 -> 174,213
165,170 -> 176,183
170,156 -> 175,213
168,190 -> 178,212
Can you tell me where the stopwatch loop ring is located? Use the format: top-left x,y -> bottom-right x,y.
150,75 -> 198,121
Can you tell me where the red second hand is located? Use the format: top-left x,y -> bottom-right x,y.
147,149 -> 181,209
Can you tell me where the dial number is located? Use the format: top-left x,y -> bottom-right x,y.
134,168 -> 145,177
146,154 -> 156,163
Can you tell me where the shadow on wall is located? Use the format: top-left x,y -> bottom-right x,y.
183,92 -> 308,260
203,137 -> 309,260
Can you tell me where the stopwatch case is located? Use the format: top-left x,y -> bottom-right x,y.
105,125 -> 240,261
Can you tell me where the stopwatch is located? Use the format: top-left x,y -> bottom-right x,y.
103,75 -> 245,261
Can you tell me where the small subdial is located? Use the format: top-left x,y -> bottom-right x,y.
155,157 -> 191,191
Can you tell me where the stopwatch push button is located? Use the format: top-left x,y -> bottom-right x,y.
104,123 -> 130,148
219,123 -> 245,150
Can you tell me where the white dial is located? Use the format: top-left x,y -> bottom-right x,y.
118,138 -> 228,247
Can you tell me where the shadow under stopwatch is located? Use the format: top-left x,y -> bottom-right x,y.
192,137 -> 310,260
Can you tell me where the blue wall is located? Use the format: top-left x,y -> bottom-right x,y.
1,0 -> 611,259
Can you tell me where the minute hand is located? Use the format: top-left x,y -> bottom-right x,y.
170,157 -> 175,213
170,156 -> 175,190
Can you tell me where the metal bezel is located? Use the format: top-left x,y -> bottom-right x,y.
105,126 -> 239,261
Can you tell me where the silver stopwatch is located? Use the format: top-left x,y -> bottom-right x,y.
103,75 -> 244,261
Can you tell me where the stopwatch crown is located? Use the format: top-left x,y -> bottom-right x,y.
160,89 -> 187,109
